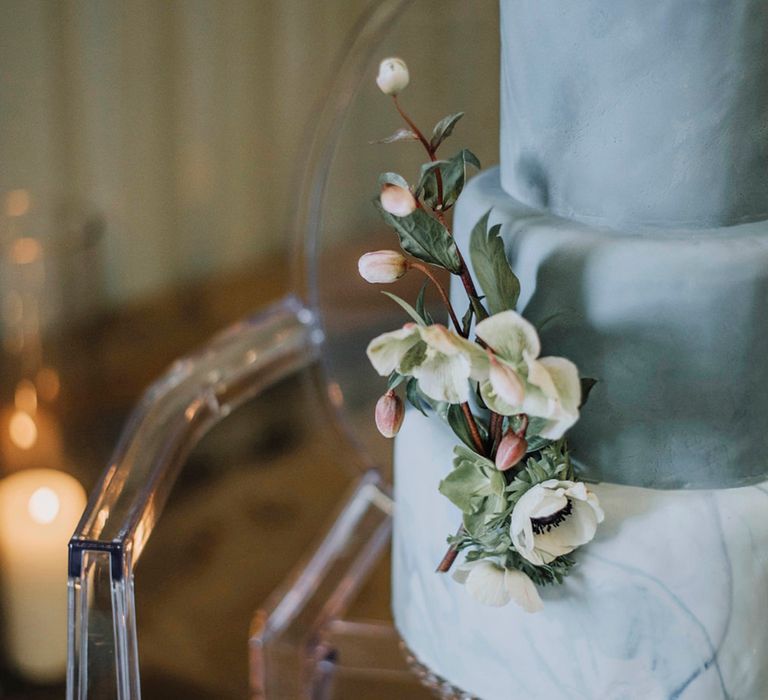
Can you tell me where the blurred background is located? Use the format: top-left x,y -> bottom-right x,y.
0,0 -> 498,697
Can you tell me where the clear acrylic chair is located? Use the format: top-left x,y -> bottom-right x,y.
66,1 -> 498,697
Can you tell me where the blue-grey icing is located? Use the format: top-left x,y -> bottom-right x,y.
393,410 -> 768,700
500,0 -> 768,229
452,168 -> 768,489
392,2 -> 768,696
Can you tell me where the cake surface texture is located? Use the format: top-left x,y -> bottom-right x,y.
392,1 -> 768,697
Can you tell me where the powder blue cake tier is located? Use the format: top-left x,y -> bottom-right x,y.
393,1 -> 768,698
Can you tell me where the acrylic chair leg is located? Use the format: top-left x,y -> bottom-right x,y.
249,469 -> 394,699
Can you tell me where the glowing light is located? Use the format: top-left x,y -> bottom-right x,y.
9,411 -> 37,450
10,237 -> 42,265
5,189 -> 31,217
27,487 -> 60,524
14,380 -> 37,414
35,368 -> 60,401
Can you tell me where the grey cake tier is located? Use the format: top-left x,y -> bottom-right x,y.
453,169 -> 768,489
500,0 -> 768,229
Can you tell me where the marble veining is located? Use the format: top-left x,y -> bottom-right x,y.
393,411 -> 768,699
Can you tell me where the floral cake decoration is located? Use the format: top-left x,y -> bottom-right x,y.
361,58 -> 603,612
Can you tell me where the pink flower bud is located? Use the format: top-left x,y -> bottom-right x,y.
495,430 -> 527,471
488,354 -> 525,407
380,184 -> 417,217
375,390 -> 404,438
358,250 -> 409,284
376,57 -> 409,95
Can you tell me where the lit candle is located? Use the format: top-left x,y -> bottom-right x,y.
0,469 -> 86,681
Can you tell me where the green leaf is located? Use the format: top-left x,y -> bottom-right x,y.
375,202 -> 462,273
380,291 -> 425,325
439,445 -> 503,515
416,148 -> 481,211
446,403 -> 480,449
505,442 -> 574,503
580,377 -> 598,408
405,377 -> 431,416
430,112 -> 464,151
460,304 -> 474,338
414,282 -> 434,325
469,211 -> 520,314
370,128 -> 418,145
387,372 -> 405,390
439,461 -> 490,513
377,172 -> 410,189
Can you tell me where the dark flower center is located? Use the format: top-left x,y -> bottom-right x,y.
531,499 -> 573,534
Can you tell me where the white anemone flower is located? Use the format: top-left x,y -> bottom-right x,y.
473,311 -> 581,439
510,479 -> 604,566
453,559 -> 543,612
366,323 -> 485,404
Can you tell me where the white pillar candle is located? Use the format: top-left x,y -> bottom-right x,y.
0,468 -> 86,682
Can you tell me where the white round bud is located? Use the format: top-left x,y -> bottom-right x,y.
380,184 -> 417,217
376,57 -> 409,95
375,390 -> 405,438
358,250 -> 409,284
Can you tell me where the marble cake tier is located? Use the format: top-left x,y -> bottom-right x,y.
393,409 -> 768,700
450,168 -> 768,489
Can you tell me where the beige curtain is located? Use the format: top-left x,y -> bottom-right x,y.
0,0 -> 499,308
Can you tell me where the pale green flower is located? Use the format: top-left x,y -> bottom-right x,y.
366,323 -> 484,404
474,311 -> 581,439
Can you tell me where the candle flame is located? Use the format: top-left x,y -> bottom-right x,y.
9,410 -> 37,450
28,486 -> 60,524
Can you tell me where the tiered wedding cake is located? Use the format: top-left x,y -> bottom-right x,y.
393,1 -> 768,698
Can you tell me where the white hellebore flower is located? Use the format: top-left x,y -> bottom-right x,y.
510,480 -> 604,566
474,311 -> 581,440
366,323 -> 484,404
358,250 -> 408,284
453,560 -> 543,612
376,57 -> 409,95
380,184 -> 418,217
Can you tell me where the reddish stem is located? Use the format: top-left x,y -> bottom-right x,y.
409,261 -> 464,336
460,402 -> 485,455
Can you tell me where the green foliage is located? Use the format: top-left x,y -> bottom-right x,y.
414,282 -> 434,325
416,148 -> 481,210
375,201 -> 462,273
469,211 -> 520,314
405,377 -> 431,416
377,171 -> 410,188
430,112 -> 464,151
386,371 -> 405,390
460,304 -> 474,337
505,442 -> 575,503
506,550 -> 576,587
439,445 -> 505,516
445,403 -> 481,450
380,291 -> 425,325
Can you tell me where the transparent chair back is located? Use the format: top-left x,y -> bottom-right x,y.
66,2 -> 499,697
